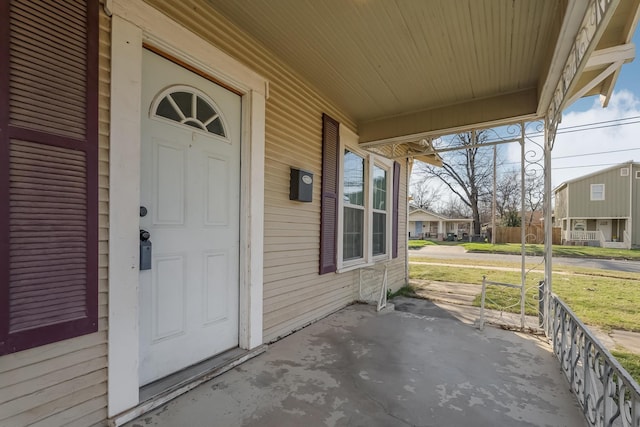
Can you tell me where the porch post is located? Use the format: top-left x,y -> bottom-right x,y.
519,123 -> 526,329
543,120 -> 553,334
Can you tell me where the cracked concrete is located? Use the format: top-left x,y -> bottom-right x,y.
126,300 -> 585,427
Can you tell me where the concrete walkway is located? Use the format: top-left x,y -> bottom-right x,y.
126,301 -> 586,427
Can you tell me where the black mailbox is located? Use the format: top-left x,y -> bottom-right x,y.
290,167 -> 313,202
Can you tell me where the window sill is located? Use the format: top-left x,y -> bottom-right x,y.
337,255 -> 391,274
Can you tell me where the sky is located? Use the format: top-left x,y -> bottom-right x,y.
507,28 -> 640,189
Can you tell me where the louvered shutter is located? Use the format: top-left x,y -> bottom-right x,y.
0,0 -> 99,355
392,161 -> 400,259
319,114 -> 339,274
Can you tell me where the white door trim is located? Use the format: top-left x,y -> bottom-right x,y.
108,0 -> 266,416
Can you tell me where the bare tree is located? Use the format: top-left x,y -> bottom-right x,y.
495,169 -> 520,223
523,171 -> 544,227
409,179 -> 440,211
438,197 -> 471,218
416,131 -> 495,235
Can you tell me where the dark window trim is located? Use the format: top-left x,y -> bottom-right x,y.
0,0 -> 10,351
392,161 -> 400,259
319,114 -> 340,274
0,0 -> 99,355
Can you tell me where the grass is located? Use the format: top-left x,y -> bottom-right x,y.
387,285 -> 416,299
408,240 -> 437,249
611,350 -> 640,383
461,243 -> 640,261
410,260 -> 640,384
409,263 -> 640,332
410,256 -> 640,281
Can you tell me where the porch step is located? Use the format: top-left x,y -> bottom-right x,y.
603,242 -> 627,249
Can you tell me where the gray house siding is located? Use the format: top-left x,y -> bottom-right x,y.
554,186 -> 568,227
568,166 -> 631,218
633,164 -> 640,245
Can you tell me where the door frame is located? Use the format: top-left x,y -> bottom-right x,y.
107,0 -> 267,417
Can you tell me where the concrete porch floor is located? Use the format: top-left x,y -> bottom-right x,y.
126,298 -> 585,427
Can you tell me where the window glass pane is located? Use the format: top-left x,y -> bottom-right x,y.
196,96 -> 215,123
206,117 -> 225,136
171,91 -> 193,117
156,97 -> 181,122
373,212 -> 386,255
373,166 -> 387,211
344,150 -> 364,206
343,207 -> 364,260
591,184 -> 604,200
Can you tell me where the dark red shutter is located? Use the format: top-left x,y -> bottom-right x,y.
319,114 -> 340,274
0,0 -> 99,355
392,161 -> 401,259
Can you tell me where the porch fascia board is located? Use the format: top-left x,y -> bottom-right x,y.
358,88 -> 538,145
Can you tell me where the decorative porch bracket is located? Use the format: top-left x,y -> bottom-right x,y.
546,0 -> 620,139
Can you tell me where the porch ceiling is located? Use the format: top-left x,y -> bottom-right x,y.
205,0 -> 640,143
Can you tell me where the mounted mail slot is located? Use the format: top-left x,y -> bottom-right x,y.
290,167 -> 313,202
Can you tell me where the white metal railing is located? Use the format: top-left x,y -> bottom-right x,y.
567,230 -> 600,241
550,295 -> 640,426
478,276 -> 526,330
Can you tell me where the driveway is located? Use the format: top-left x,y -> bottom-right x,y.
126,301 -> 585,427
410,245 -> 640,273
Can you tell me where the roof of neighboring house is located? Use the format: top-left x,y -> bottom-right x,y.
553,160 -> 639,193
408,206 -> 472,222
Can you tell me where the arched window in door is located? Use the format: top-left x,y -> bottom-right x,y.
151,85 -> 227,138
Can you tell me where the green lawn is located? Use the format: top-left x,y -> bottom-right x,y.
410,262 -> 640,383
611,350 -> 640,383
409,263 -> 640,332
408,239 -> 437,249
461,243 -> 640,260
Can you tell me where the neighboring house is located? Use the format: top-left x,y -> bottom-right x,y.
554,161 -> 640,249
0,1 -> 638,426
408,207 -> 473,240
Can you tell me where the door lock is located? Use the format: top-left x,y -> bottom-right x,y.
140,229 -> 152,270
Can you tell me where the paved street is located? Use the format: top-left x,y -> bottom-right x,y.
409,245 -> 640,273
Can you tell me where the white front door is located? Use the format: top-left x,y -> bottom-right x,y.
597,220 -> 612,241
139,50 -> 241,385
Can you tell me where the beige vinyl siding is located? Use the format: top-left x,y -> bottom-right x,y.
0,9 -> 111,427
568,166 -> 631,218
143,0 -> 407,342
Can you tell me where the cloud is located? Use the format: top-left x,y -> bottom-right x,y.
550,90 -> 640,187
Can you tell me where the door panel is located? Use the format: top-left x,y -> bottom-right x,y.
139,49 -> 241,385
154,140 -> 186,225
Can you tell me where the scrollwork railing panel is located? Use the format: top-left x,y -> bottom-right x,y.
550,295 -> 640,427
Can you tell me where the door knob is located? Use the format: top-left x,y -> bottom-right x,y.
140,229 -> 151,241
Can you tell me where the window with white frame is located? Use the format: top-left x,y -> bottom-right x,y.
343,150 -> 365,261
372,165 -> 388,256
339,145 -> 392,269
590,183 -> 605,201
